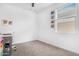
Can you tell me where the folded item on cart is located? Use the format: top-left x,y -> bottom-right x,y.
0,48 -> 3,56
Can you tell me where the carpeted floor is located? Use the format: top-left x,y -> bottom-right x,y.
12,40 -> 79,56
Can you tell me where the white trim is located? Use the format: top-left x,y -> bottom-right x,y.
38,38 -> 79,54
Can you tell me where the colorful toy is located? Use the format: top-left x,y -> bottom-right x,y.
0,36 -> 3,56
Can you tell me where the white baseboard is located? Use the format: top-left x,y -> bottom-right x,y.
38,38 -> 79,54
13,39 -> 35,44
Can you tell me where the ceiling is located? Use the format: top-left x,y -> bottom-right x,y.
1,3 -> 63,13
5,3 -> 55,13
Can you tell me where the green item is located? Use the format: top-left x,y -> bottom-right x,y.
12,45 -> 16,51
0,48 -> 3,56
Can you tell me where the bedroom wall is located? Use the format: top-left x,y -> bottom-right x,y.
38,3 -> 79,54
0,4 -> 36,44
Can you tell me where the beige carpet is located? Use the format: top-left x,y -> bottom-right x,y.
12,40 -> 79,56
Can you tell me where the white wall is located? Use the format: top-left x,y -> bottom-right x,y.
76,4 -> 79,32
38,3 -> 79,54
0,4 -> 36,44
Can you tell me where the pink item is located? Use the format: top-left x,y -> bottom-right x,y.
0,36 -> 3,43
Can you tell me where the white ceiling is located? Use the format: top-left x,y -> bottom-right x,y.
5,3 -> 55,13
1,3 -> 63,13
